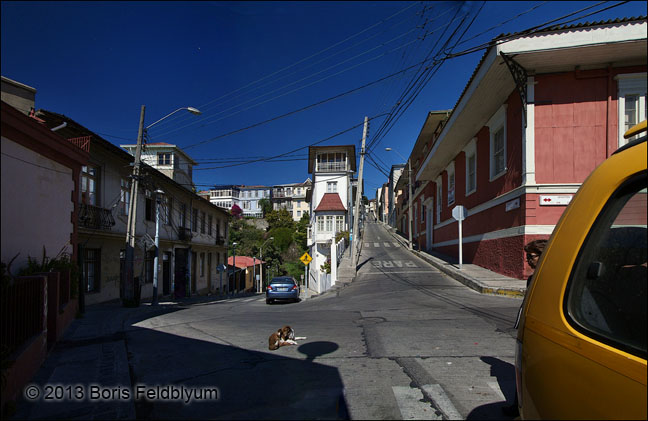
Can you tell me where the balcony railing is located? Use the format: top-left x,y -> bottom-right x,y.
178,227 -> 192,242
78,203 -> 116,230
316,163 -> 347,172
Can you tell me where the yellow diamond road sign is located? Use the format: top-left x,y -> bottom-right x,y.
300,252 -> 312,265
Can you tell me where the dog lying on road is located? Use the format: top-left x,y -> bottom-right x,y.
268,325 -> 307,350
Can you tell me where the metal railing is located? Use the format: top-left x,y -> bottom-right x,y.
1,276 -> 45,355
78,203 -> 116,230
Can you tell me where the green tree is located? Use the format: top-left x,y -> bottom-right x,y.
266,208 -> 295,230
258,198 -> 273,217
293,211 -> 310,253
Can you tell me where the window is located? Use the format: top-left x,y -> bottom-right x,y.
317,152 -> 347,172
421,199 -> 425,223
180,203 -> 187,228
81,165 -> 98,205
158,153 -> 172,166
200,252 -> 205,276
208,215 -> 213,236
413,205 -> 418,236
144,249 -> 154,283
192,208 -> 198,232
216,220 -> 220,239
83,248 -> 100,292
317,216 -> 325,232
616,73 -> 647,145
145,191 -> 154,222
120,178 -> 130,215
566,174 -> 646,358
464,138 -> 477,196
436,177 -> 442,224
201,211 -> 206,234
447,162 -> 455,206
327,181 -> 338,193
488,105 -> 507,180
164,197 -> 173,225
297,210 -> 301,218
336,215 -> 344,232
325,216 -> 333,232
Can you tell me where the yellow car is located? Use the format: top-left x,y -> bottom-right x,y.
516,121 -> 647,420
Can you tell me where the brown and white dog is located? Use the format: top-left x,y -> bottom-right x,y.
268,325 -> 307,350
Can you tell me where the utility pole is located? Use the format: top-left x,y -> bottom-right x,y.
351,116 -> 368,268
123,105 -> 146,306
407,158 -> 413,250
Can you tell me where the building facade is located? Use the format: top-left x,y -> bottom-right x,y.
307,145 -> 356,293
239,185 -> 271,218
37,110 -> 230,304
402,18 -> 646,280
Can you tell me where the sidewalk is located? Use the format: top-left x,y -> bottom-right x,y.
381,223 -> 526,298
9,291 -> 258,420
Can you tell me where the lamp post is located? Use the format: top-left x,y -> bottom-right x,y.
123,106 -> 201,306
386,148 -> 413,250
152,189 -> 164,305
259,236 -> 274,292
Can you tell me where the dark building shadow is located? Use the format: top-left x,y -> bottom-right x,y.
15,302 -> 349,420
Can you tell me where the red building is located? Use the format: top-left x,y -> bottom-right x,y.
399,18 -> 646,280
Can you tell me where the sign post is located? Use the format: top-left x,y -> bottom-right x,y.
300,252 -> 312,299
452,205 -> 467,269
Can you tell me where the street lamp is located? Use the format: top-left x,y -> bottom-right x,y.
123,105 -> 201,306
259,236 -> 274,292
385,148 -> 413,250
152,189 -> 164,305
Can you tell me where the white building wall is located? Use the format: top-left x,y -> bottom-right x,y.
1,138 -> 74,268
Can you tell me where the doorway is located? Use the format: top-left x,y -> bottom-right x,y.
162,252 -> 171,296
174,248 -> 188,298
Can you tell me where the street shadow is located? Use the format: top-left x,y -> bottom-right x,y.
355,256 -> 373,271
465,356 -> 517,420
126,326 -> 348,420
298,341 -> 339,362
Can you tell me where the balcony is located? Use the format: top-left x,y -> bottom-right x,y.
316,162 -> 347,172
178,227 -> 192,242
78,203 -> 115,230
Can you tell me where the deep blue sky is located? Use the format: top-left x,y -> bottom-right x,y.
2,1 -> 646,197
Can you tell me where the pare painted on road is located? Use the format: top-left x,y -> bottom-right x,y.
371,261 -> 417,268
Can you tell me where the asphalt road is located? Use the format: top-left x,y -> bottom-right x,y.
124,221 -> 522,420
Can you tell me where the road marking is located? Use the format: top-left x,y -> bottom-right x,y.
392,386 -> 442,420
364,242 -> 371,248
393,242 -> 400,247
371,261 -> 418,268
421,384 -> 462,420
362,270 -> 440,275
374,242 -> 380,247
383,242 -> 391,247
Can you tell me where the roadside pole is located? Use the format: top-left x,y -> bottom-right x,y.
123,105 -> 145,306
351,116 -> 368,268
452,205 -> 466,270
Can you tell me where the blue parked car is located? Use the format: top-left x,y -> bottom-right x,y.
266,276 -> 300,304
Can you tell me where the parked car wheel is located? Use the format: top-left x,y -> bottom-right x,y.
266,298 -> 273,305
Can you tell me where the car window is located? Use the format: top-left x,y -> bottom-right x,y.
566,173 -> 647,359
270,278 -> 295,285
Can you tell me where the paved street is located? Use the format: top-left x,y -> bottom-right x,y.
13,221 -> 522,420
